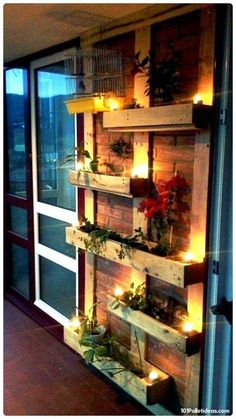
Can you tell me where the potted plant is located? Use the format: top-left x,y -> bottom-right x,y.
131,45 -> 181,104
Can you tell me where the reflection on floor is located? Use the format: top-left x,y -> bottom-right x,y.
4,299 -> 150,415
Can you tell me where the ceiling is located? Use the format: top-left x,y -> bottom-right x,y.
4,3 -> 150,63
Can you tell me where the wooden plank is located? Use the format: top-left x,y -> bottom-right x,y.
69,170 -> 148,197
66,227 -> 205,288
84,112 -> 96,315
103,104 -> 211,130
107,296 -> 201,354
64,324 -> 170,406
190,132 -> 210,262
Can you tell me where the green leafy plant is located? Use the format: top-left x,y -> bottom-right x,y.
123,98 -> 143,109
63,145 -> 116,174
108,135 -> 133,161
131,46 -> 181,103
111,282 -> 147,311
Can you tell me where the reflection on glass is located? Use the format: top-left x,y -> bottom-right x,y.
10,205 -> 28,238
39,214 -> 76,258
5,69 -> 27,197
40,257 -> 76,318
36,62 -> 75,210
11,244 -> 29,298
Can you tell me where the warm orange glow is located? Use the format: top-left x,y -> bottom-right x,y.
193,93 -> 203,104
148,370 -> 159,382
70,317 -> 81,330
183,321 -> 194,333
190,234 -> 205,262
184,251 -> 194,263
114,286 -> 124,298
131,164 -> 148,178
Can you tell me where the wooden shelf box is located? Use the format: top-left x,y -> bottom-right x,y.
103,103 -> 212,132
107,296 -> 201,355
69,170 -> 148,197
66,226 -> 205,288
64,324 -> 170,405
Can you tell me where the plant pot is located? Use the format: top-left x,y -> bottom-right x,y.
91,325 -> 106,344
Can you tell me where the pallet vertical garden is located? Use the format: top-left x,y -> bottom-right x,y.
64,7 -> 215,414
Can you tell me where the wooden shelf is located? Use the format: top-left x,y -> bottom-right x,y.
69,170 -> 148,197
66,227 -> 205,288
103,103 -> 211,132
107,296 -> 201,355
64,324 -> 170,406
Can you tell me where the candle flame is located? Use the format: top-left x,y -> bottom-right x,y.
131,164 -> 148,178
76,161 -> 84,171
184,251 -> 194,263
70,317 -> 81,330
148,370 -> 159,381
193,93 -> 203,104
183,321 -> 194,333
114,286 -> 124,297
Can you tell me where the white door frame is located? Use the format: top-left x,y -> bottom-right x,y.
30,48 -> 79,325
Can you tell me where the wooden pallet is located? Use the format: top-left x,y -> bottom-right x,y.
66,227 -> 205,288
69,170 -> 148,197
64,324 -> 170,406
103,103 -> 211,131
107,296 -> 201,355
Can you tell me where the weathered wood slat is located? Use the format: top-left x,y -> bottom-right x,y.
103,103 -> 211,130
66,227 -> 205,288
69,170 -> 148,197
107,296 -> 201,355
64,324 -> 170,406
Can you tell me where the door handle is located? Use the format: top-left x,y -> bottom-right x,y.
210,297 -> 232,325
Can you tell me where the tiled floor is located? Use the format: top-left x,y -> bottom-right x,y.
4,299 -> 150,415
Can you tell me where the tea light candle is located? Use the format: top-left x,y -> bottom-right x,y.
193,93 -> 203,105
184,251 -> 194,263
114,286 -> 124,298
183,321 -> 194,334
70,317 -> 81,331
131,164 -> 148,178
148,370 -> 159,382
76,161 -> 84,171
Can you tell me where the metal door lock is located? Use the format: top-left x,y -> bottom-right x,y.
210,297 -> 232,325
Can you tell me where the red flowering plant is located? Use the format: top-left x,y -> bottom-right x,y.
138,174 -> 190,256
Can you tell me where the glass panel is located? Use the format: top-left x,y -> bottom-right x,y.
38,214 -> 76,258
10,205 -> 28,238
11,244 -> 29,298
5,68 -> 28,197
36,62 -> 75,210
40,257 -> 76,319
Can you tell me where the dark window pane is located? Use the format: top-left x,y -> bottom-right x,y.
5,69 -> 28,197
39,214 -> 76,258
40,257 -> 76,319
36,62 -> 75,210
11,244 -> 29,298
10,205 -> 28,238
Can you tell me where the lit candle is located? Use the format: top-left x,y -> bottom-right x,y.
76,161 -> 84,171
114,286 -> 124,298
193,93 -> 203,105
131,164 -> 148,178
148,370 -> 159,382
184,251 -> 194,263
70,317 -> 81,331
183,321 -> 193,334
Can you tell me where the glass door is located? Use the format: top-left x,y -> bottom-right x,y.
31,50 -> 78,324
4,67 -> 34,301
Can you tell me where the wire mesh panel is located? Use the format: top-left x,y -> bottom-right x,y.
65,48 -> 124,98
